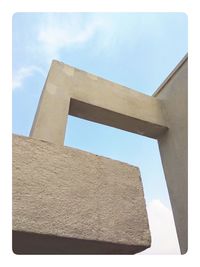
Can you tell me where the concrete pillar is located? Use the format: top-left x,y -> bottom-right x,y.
154,56 -> 188,254
30,62 -> 71,145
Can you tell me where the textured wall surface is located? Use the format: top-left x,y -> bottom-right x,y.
155,57 -> 188,254
13,134 -> 151,254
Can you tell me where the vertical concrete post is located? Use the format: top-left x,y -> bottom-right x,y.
30,61 -> 70,145
154,56 -> 188,254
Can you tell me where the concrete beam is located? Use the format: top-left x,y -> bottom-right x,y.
30,60 -> 168,144
154,55 -> 188,254
13,134 -> 151,254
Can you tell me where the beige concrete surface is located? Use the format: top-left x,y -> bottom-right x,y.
27,55 -> 188,254
13,134 -> 151,254
30,60 -> 168,144
154,55 -> 188,254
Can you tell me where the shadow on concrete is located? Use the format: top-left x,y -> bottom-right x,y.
13,230 -> 148,255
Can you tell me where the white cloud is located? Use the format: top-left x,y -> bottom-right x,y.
140,199 -> 180,254
36,14 -> 109,61
12,66 -> 45,90
26,14 -> 144,66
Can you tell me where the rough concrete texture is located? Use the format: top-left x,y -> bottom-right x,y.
13,134 -> 151,254
154,55 -> 188,254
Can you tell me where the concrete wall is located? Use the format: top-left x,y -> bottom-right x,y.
154,56 -> 188,254
13,134 -> 151,254
21,55 -> 187,254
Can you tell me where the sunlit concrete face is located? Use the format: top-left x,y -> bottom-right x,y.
13,135 -> 151,254
154,57 -> 188,254
15,55 -> 187,254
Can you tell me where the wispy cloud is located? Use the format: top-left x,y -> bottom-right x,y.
12,14 -> 114,91
36,14 -> 110,61
23,14 -> 146,67
12,66 -> 45,90
140,199 -> 180,254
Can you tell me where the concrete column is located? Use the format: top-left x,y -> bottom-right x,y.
154,56 -> 188,254
30,62 -> 71,145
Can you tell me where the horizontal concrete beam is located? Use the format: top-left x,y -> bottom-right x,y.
13,134 -> 151,254
30,60 -> 168,145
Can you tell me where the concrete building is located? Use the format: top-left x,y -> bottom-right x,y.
13,55 -> 187,254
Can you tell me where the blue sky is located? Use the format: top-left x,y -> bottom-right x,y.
12,12 -> 187,254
